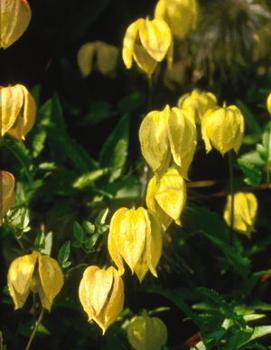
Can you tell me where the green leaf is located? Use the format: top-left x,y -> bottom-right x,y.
40,231 -> 53,256
83,221 -> 95,234
236,100 -> 261,134
117,92 -> 144,114
72,168 -> 109,189
73,221 -> 84,245
58,241 -> 71,268
81,101 -> 112,125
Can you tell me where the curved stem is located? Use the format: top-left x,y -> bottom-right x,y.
25,308 -> 45,350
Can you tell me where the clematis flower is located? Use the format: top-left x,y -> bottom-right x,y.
1,0 -> 32,49
224,192 -> 258,236
7,251 -> 64,311
139,105 -> 197,178
201,104 -> 244,155
0,84 -> 36,140
122,17 -> 172,75
0,171 -> 15,224
146,168 -> 186,229
177,89 -> 217,123
77,41 -> 118,77
127,314 -> 168,350
108,207 -> 162,282
266,92 -> 271,114
78,265 -> 124,334
154,0 -> 199,40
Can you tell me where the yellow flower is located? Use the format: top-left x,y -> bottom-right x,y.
139,105 -> 197,178
154,0 -> 199,39
108,207 -> 162,282
224,192 -> 258,236
77,41 -> 118,77
0,171 -> 15,225
266,92 -> 271,115
7,251 -> 64,311
146,168 -> 186,229
78,265 -> 124,334
201,105 -> 245,155
1,0 -> 32,49
0,84 -> 36,140
122,18 -> 172,75
127,314 -> 168,350
177,89 -> 217,123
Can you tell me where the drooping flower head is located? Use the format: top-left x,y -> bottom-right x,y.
266,92 -> 271,115
0,170 -> 15,224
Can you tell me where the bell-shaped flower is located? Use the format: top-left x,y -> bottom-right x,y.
139,105 -> 197,178
201,105 -> 245,155
122,18 -> 172,75
7,251 -> 64,311
267,92 -> 271,115
146,168 -> 186,229
1,0 -> 32,49
0,171 -> 15,224
127,314 -> 168,350
154,0 -> 199,39
78,265 -> 124,334
224,192 -> 258,236
77,41 -> 118,77
177,89 -> 217,123
1,84 -> 36,140
108,207 -> 162,282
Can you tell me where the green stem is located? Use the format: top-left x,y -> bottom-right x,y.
25,308 -> 45,350
228,151 -> 235,243
266,130 -> 270,183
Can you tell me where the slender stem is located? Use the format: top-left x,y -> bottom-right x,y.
266,130 -> 270,183
147,75 -> 153,110
228,151 -> 235,243
25,308 -> 45,350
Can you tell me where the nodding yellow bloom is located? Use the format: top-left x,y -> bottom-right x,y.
77,41 -> 118,77
201,105 -> 245,155
127,314 -> 168,350
1,0 -> 32,49
78,265 -> 124,334
267,92 -> 271,115
0,171 -> 15,225
122,17 -> 172,75
139,105 -> 197,178
177,89 -> 217,123
154,0 -> 199,39
146,168 -> 186,229
224,192 -> 258,236
0,84 -> 36,140
7,251 -> 64,311
108,207 -> 162,282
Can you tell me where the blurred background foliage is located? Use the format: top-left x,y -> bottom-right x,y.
1,0 -> 271,349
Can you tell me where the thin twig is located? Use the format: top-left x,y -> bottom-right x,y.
25,308 -> 45,350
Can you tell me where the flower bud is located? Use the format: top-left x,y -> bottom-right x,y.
224,192 -> 258,236
139,105 -> 197,178
1,0 -> 32,49
146,168 -> 186,229
108,207 -> 162,282
154,0 -> 199,39
267,92 -> 271,115
177,89 -> 217,123
122,18 -> 172,75
77,41 -> 118,77
201,105 -> 245,155
1,84 -> 36,140
127,314 -> 168,350
78,265 -> 124,334
0,171 -> 15,224
7,251 -> 64,311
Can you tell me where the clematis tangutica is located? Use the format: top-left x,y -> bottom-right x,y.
154,0 -> 199,39
0,84 -> 36,140
77,41 -> 118,77
0,171 -> 15,224
139,105 -> 197,178
146,168 -> 186,229
108,207 -> 162,282
122,17 -> 172,75
1,0 -> 32,49
177,89 -> 217,123
267,92 -> 271,115
78,265 -> 124,334
201,105 -> 244,155
7,251 -> 64,311
127,314 -> 168,350
224,192 -> 258,236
